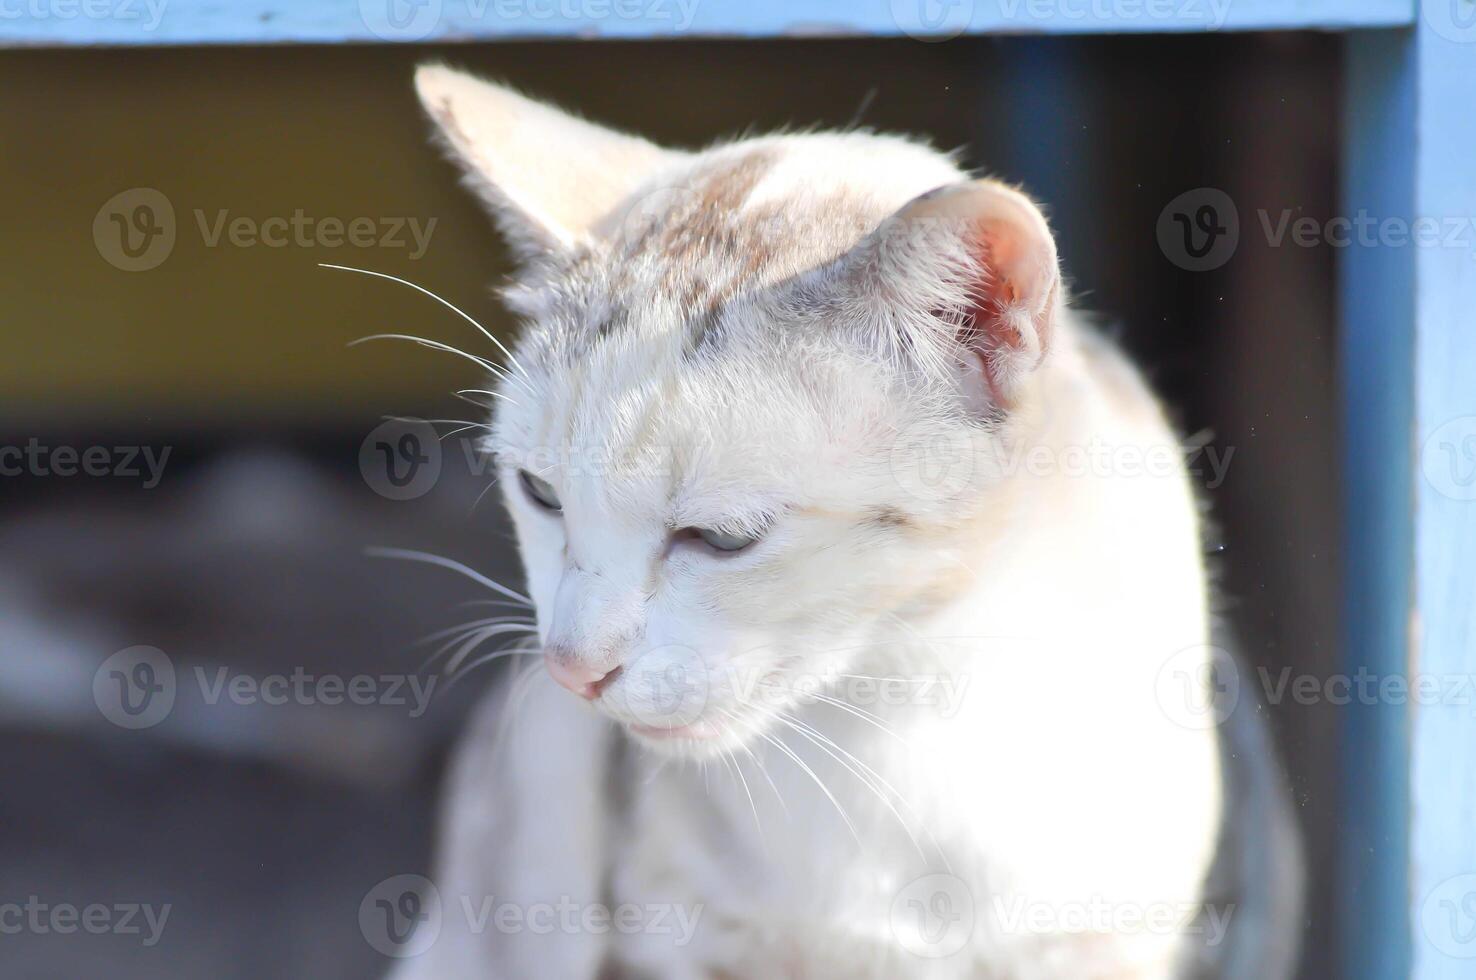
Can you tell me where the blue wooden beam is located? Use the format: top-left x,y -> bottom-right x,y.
1344,6 -> 1476,979
1340,26 -> 1416,980
0,0 -> 1414,47
1405,5 -> 1476,978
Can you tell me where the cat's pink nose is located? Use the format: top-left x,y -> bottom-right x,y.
545,656 -> 619,700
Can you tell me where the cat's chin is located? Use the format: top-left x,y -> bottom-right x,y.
621,717 -> 741,758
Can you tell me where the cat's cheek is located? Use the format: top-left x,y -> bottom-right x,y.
504,500 -> 565,625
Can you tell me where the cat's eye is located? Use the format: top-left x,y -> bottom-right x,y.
694,527 -> 758,553
518,470 -> 562,512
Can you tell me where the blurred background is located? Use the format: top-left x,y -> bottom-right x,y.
1,34 -> 1338,977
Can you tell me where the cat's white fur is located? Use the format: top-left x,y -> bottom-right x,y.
390,66 -> 1273,979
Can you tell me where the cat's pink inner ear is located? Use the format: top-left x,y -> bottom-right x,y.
950,188 -> 1060,405
895,181 -> 1061,407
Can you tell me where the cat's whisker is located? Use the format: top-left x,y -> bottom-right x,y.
384,415 -> 495,431
494,657 -> 550,753
365,547 -> 532,606
745,720 -> 861,849
767,706 -> 930,864
755,681 -> 910,748
446,623 -> 541,675
418,622 -> 523,673
712,708 -> 766,845
728,717 -> 790,821
712,737 -> 763,847
745,697 -> 923,860
349,333 -> 528,393
319,262 -> 534,384
446,646 -> 542,692
424,620 -> 539,674
419,614 -> 536,647
470,472 -> 506,517
380,415 -> 497,444
455,597 -> 531,612
456,388 -> 520,408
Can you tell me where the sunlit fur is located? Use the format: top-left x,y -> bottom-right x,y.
390,66 -> 1267,980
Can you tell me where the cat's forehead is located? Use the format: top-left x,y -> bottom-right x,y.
522,136 -> 954,356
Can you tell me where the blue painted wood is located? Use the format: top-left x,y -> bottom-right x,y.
1344,9 -> 1476,979
0,0 -> 1414,47
1340,29 -> 1415,980
1404,5 -> 1476,978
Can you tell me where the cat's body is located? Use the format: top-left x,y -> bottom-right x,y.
390,67 -> 1302,979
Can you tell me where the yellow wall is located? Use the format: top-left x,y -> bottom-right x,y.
0,41 -> 987,427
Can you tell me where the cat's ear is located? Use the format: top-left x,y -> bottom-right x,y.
414,65 -> 682,259
829,179 -> 1061,410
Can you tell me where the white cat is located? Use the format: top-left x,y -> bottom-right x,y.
389,66 -> 1302,979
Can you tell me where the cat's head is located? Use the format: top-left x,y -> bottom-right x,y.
416,66 -> 1063,756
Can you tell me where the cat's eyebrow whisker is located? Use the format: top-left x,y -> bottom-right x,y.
365,547 -> 533,606
319,262 -> 534,383
380,415 -> 497,443
456,388 -> 520,408
349,333 -> 529,394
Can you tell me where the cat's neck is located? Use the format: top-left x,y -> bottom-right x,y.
873,319 -> 1211,686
